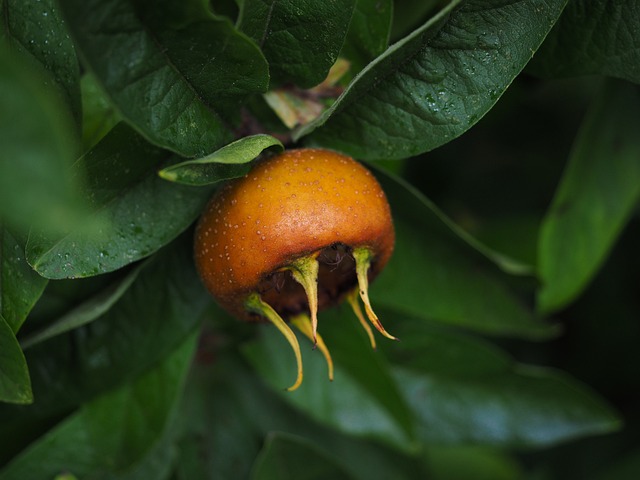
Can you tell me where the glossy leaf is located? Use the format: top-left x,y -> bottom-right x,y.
374,170 -> 553,339
530,0 -> 640,84
538,80 -> 640,313
0,314 -> 31,404
238,0 -> 356,88
340,0 -> 392,74
20,261 -> 144,349
0,0 -> 81,124
395,365 -> 620,448
0,332 -> 196,479
0,45 -> 82,237
296,0 -> 568,159
0,227 -> 47,334
0,236 -> 210,452
251,432 -> 355,480
58,0 -> 268,157
26,124 -> 213,279
381,323 -> 621,448
159,134 -> 283,185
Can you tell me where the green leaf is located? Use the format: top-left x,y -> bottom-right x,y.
296,0 -> 568,159
58,0 -> 269,157
387,326 -> 622,448
0,315 -> 32,404
373,169 -> 554,339
595,447 -> 640,480
159,134 -> 283,186
0,332 -> 196,479
81,73 -> 121,150
243,323 -> 413,450
340,0 -> 392,74
396,365 -> 621,448
26,124 -> 213,279
0,227 -> 47,334
537,80 -> 640,313
176,352 -> 428,480
20,261 -> 144,349
251,432 -> 356,480
424,445 -> 522,480
377,311 -> 512,378
0,236 -> 210,448
529,0 -> 640,84
0,0 -> 82,124
238,0 -> 356,88
390,0 -> 441,40
174,353 -> 262,480
243,305 -> 416,447
0,45 -> 82,237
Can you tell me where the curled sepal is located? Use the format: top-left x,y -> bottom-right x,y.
291,313 -> 334,382
287,254 -> 320,345
245,292 -> 303,391
352,247 -> 398,341
346,289 -> 377,349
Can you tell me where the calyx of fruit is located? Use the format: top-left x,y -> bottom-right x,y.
194,148 -> 396,390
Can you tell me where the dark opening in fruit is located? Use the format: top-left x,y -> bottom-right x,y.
194,148 -> 396,390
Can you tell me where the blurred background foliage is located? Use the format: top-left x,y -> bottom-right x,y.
1,0 -> 639,479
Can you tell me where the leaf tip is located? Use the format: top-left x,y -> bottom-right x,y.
157,168 -> 178,182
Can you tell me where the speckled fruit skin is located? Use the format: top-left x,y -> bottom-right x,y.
194,148 -> 394,321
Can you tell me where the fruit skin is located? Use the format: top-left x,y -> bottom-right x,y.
194,148 -> 394,322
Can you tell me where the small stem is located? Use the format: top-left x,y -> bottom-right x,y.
346,289 -> 377,349
245,293 -> 303,391
287,254 -> 320,345
291,314 -> 334,382
353,247 -> 397,341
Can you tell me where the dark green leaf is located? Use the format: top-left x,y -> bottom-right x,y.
20,261 -> 144,349
174,353 -> 261,480
1,227 -> 47,334
390,0 -> 441,40
374,169 -> 554,339
0,315 -> 32,404
529,0 -> 640,84
595,447 -> 640,480
378,310 -> 620,448
296,0 -> 568,159
319,306 -> 415,436
424,445 -> 522,480
81,73 -> 120,150
176,352 -> 428,480
238,0 -> 356,88
395,363 -> 621,447
159,134 -> 283,186
340,0 -> 392,74
243,304 -> 416,444
0,45 -> 82,236
0,236 -> 210,449
377,311 -> 512,378
537,80 -> 640,313
0,0 -> 81,124
243,323 -> 412,449
26,124 -> 213,279
251,432 -> 355,480
0,332 -> 196,479
58,0 -> 268,157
